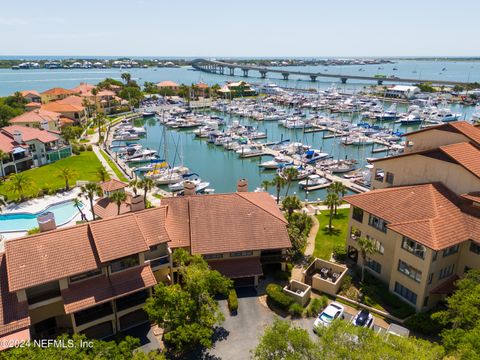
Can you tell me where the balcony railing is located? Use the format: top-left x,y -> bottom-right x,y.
74,303 -> 113,327
148,254 -> 170,269
260,254 -> 287,264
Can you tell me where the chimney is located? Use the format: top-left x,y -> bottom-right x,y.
130,193 -> 145,212
237,178 -> 248,192
37,212 -> 56,232
13,130 -> 22,144
40,120 -> 49,130
183,181 -> 196,196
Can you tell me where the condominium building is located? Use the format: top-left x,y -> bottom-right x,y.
0,191 -> 290,343
344,121 -> 480,311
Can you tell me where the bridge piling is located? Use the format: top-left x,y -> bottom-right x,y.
229,67 -> 234,76
341,77 -> 347,84
310,75 -> 317,82
260,70 -> 267,79
282,72 -> 289,81
242,68 -> 249,77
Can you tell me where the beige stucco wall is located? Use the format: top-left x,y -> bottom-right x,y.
372,155 -> 480,194
29,300 -> 66,325
404,130 -> 471,153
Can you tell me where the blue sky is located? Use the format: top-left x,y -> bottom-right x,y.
1,0 -> 478,57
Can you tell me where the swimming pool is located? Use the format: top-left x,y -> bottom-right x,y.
0,200 -> 85,232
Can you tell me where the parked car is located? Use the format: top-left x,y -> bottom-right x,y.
351,309 -> 374,328
313,302 -> 344,331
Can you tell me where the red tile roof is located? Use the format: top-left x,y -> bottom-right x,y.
134,206 -> 171,247
5,224 -> 100,292
40,87 -> 75,96
0,254 -> 30,337
1,125 -> 59,144
157,81 -> 179,88
462,192 -> 480,203
62,265 -> 156,314
100,179 -> 127,192
71,83 -> 95,94
161,192 -> 290,254
41,102 -> 84,113
438,142 -> 480,178
208,257 -> 263,278
345,183 -> 480,250
20,90 -> 40,97
9,109 -> 60,124
93,198 -> 131,219
25,102 -> 41,108
405,121 -> 480,145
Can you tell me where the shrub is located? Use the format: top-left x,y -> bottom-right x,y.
333,245 -> 347,262
86,145 -> 93,151
340,275 -> 352,292
27,227 -> 40,235
79,144 -> 86,152
228,289 -> 238,313
72,144 -> 80,155
305,297 -> 328,317
288,302 -> 304,318
266,283 -> 293,311
404,308 -> 444,335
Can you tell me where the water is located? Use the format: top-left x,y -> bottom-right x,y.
0,199 -> 84,232
1,59 -> 480,96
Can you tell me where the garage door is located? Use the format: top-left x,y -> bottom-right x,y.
233,277 -> 254,287
119,309 -> 149,331
80,321 -> 114,339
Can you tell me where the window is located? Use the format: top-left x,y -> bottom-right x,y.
110,255 -> 139,273
432,251 -> 438,262
374,168 -> 384,182
385,172 -> 394,184
366,258 -> 381,274
469,241 -> 480,255
423,296 -> 429,307
367,235 -> 384,255
439,264 -> 455,280
401,237 -> 426,259
398,260 -> 422,283
230,251 -> 253,257
368,215 -> 388,233
69,269 -> 103,283
26,281 -> 61,305
394,282 -> 417,305
428,273 -> 433,285
115,290 -> 149,312
352,207 -> 364,223
203,253 -> 223,260
443,245 -> 459,257
74,303 -> 113,327
28,143 -> 36,152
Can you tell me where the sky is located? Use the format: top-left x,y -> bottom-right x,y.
0,0 -> 479,57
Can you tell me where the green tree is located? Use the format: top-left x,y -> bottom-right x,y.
129,179 -> 139,196
270,175 -> 286,204
260,180 -> 270,192
80,182 -> 103,220
253,318 -> 318,360
432,269 -> 480,358
283,167 -> 299,196
61,125 -> 83,142
121,72 -> 132,85
0,149 -> 10,178
323,191 -> 340,231
138,178 -> 154,207
109,191 -> 127,215
94,113 -> 106,142
57,167 -> 79,191
328,181 -> 347,215
144,250 -> 232,355
282,195 -> 302,219
91,87 -> 99,116
6,173 -> 34,202
73,197 -> 86,221
97,166 -> 109,181
357,237 -> 377,283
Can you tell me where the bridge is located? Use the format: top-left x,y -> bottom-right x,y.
191,58 -> 469,86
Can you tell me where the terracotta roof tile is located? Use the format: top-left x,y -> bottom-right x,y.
161,193 -> 290,254
405,121 -> 480,145
345,183 -> 479,250
462,192 -> 480,203
439,142 -> 480,178
9,109 -> 60,124
0,254 -> 30,337
208,257 -> 263,278
62,265 -> 156,314
40,87 -> 74,96
1,125 -> 59,144
157,81 -> 179,87
41,102 -> 84,113
93,198 -> 131,219
5,224 -> 100,292
20,90 -> 40,97
134,206 -> 171,246
100,179 -> 127,192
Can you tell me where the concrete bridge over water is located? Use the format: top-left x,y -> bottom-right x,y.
191,58 -> 469,86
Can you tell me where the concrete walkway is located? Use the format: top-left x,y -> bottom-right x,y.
92,145 -> 120,181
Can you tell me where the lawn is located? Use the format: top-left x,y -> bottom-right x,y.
313,208 -> 350,260
98,149 -> 129,182
0,151 -> 108,200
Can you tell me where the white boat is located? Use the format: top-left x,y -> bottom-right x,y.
330,161 -> 356,173
278,166 -> 315,180
169,177 -> 210,193
236,144 -> 263,157
124,149 -> 157,161
258,155 -> 291,169
126,155 -> 159,164
296,149 -> 329,164
472,105 -> 480,121
351,136 -> 374,146
298,174 -> 330,190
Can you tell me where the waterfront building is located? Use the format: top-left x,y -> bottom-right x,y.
71,83 -> 121,114
41,98 -> 86,124
344,121 -> 480,311
0,125 -> 72,176
385,85 -> 420,99
19,90 -> 41,104
0,188 -> 290,341
8,109 -> 63,131
93,179 -> 146,219
156,81 -> 180,95
40,88 -> 75,104
218,81 -> 256,97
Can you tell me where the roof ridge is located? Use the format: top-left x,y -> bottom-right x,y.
132,215 -> 150,249
4,222 -> 89,244
236,192 -> 288,224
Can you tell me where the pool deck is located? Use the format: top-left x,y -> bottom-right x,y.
0,187 -> 95,250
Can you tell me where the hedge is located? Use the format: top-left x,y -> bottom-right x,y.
266,283 -> 293,310
228,289 -> 238,313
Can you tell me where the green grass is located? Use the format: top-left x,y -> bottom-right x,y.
313,208 -> 349,260
152,193 -> 163,199
98,149 -> 129,182
0,151 -> 107,200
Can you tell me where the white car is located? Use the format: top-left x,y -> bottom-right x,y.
313,302 -> 344,331
351,309 -> 374,329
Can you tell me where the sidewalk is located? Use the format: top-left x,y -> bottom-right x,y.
92,145 -> 120,181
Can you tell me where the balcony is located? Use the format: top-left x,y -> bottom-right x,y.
74,303 -> 113,327
148,254 -> 170,269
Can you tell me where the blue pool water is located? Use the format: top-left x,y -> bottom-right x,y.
0,200 -> 84,232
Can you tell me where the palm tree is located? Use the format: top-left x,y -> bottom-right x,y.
357,237 -> 377,283
97,166 -> 109,182
121,72 -> 131,85
0,195 -> 7,213
328,181 -> 347,215
129,179 -> 139,196
283,167 -> 299,196
138,178 -> 154,207
7,173 -> 34,202
0,150 -> 9,179
260,180 -> 271,192
270,175 -> 286,204
109,191 -> 127,215
94,113 -> 106,142
73,197 -> 86,221
91,87 -> 99,117
282,195 -> 302,219
80,182 -> 103,220
323,191 -> 340,231
57,167 -> 79,191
